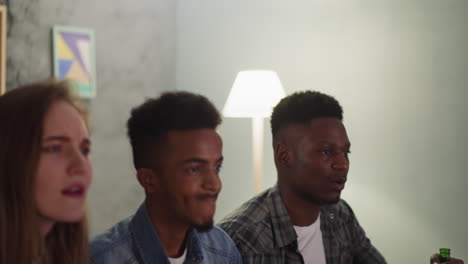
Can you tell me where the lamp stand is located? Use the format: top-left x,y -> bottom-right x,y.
252,117 -> 263,194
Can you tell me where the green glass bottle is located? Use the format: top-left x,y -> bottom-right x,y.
439,248 -> 450,262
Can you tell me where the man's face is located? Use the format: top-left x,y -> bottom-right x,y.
281,117 -> 350,205
157,128 -> 223,231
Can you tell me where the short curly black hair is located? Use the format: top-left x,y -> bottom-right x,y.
270,90 -> 343,139
127,91 -> 222,169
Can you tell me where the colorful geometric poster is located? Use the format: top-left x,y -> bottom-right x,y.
52,26 -> 96,98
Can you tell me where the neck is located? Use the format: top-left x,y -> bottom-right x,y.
278,182 -> 321,227
37,215 -> 55,239
146,199 -> 189,258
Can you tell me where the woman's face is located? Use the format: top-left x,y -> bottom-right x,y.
34,100 -> 92,227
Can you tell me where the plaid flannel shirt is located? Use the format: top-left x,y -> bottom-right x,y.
218,185 -> 386,264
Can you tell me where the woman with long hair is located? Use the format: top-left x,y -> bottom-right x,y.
0,80 -> 92,264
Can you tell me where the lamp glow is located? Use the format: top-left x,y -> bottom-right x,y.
223,70 -> 285,194
223,70 -> 285,118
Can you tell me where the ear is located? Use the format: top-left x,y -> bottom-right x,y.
136,168 -> 159,194
274,142 -> 292,168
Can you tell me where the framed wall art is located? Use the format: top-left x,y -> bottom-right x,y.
52,25 -> 96,98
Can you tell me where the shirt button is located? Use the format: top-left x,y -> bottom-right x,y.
329,213 -> 335,219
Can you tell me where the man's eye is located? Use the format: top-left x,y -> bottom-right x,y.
215,164 -> 222,172
188,167 -> 200,173
320,150 -> 331,155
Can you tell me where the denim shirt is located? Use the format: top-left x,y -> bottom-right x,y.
90,203 -> 242,264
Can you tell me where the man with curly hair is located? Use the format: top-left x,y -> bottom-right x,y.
91,92 -> 242,264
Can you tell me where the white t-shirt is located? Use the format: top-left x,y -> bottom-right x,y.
168,247 -> 187,264
293,214 -> 326,264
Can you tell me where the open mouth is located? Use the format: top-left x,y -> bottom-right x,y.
332,178 -> 346,191
62,184 -> 86,197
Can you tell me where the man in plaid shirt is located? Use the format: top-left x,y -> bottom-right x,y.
218,91 -> 386,264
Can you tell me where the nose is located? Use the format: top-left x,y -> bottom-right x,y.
68,148 -> 92,180
332,154 -> 349,171
203,169 -> 222,193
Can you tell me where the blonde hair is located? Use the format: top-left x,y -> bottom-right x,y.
0,80 -> 89,264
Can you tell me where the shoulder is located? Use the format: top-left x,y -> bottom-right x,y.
197,226 -> 238,251
321,200 -> 387,262
90,216 -> 136,263
195,227 -> 242,263
218,188 -> 272,237
217,188 -> 280,254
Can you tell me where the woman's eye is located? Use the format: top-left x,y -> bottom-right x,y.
81,147 -> 91,156
43,145 -> 61,153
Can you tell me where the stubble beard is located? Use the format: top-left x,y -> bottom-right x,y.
193,219 -> 214,232
296,186 -> 341,206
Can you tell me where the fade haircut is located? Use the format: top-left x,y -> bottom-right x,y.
270,90 -> 343,141
127,91 -> 222,169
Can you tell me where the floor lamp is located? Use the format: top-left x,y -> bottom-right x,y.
223,70 -> 285,194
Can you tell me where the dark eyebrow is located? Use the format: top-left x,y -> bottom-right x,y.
44,136 -> 70,142
182,156 -> 224,164
318,141 -> 351,149
44,136 -> 91,145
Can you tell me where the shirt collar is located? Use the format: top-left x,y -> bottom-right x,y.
266,185 -> 337,249
129,202 -> 204,264
129,202 -> 169,264
185,229 -> 204,263
266,185 -> 299,248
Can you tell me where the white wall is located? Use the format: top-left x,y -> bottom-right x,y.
176,0 -> 468,262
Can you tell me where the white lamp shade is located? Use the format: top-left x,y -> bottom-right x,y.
223,70 -> 285,118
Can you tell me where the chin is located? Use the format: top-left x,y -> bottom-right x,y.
322,192 -> 342,204
194,222 -> 214,232
323,197 -> 341,205
58,209 -> 86,223
192,216 -> 214,232
300,189 -> 341,206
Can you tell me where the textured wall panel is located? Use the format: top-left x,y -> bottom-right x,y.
7,0 -> 176,235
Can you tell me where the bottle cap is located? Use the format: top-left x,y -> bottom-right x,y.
440,248 -> 450,254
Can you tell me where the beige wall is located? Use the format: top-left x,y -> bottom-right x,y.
176,0 -> 468,262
